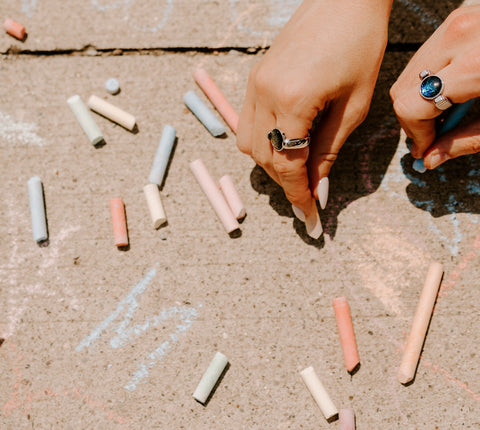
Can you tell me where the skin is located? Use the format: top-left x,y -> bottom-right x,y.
236,0 -> 393,219
391,5 -> 480,169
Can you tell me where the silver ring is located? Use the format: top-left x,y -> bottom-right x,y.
268,128 -> 310,151
419,69 -> 452,111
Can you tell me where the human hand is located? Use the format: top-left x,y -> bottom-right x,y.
391,5 -> 480,170
236,0 -> 392,238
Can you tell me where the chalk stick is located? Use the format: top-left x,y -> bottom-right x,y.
218,175 -> 246,220
4,18 -> 25,40
339,408 -> 356,430
143,184 -> 167,229
105,78 -> 120,95
190,159 -> 240,234
183,90 -> 227,137
148,125 -> 176,186
300,366 -> 338,421
194,68 -> 239,134
193,351 -> 228,404
28,176 -> 48,242
110,198 -> 129,247
88,95 -> 136,131
333,297 -> 360,373
398,262 -> 444,384
67,95 -> 105,147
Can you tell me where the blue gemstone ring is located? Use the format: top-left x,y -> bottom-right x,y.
419,70 -> 452,110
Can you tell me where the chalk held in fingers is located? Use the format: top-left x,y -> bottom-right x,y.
300,366 -> 338,421
67,95 -> 105,147
4,18 -> 25,40
28,176 -> 48,242
110,198 -> 129,247
219,175 -> 246,220
149,125 -> 176,187
143,184 -> 167,229
194,68 -> 239,134
339,408 -> 356,430
333,297 -> 360,373
398,261 -> 444,384
193,352 -> 228,404
183,90 -> 227,137
190,159 -> 240,234
88,95 -> 136,131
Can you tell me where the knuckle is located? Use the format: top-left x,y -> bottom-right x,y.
392,96 -> 413,121
346,101 -> 370,126
443,9 -> 477,43
236,139 -> 251,155
272,158 -> 297,177
470,136 -> 480,154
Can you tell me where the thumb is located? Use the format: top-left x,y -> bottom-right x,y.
423,119 -> 480,169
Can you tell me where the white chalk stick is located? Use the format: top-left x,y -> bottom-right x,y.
300,366 -> 338,421
398,261 -> 444,384
67,95 -> 104,146
339,408 -> 356,430
105,78 -> 120,95
190,159 -> 240,234
149,125 -> 176,186
143,184 -> 167,229
183,90 -> 226,137
88,95 -> 136,131
219,175 -> 246,220
193,352 -> 228,404
28,176 -> 48,242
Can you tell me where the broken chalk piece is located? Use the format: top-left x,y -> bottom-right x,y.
190,159 -> 240,235
300,366 -> 338,421
28,176 -> 48,242
412,158 -> 427,173
67,95 -> 105,147
333,297 -> 360,373
398,261 -> 444,384
339,408 -> 356,430
143,184 -> 167,229
149,125 -> 176,187
193,352 -> 228,404
194,68 -> 239,134
105,78 -> 120,95
183,90 -> 227,137
110,198 -> 129,247
219,175 -> 246,220
4,18 -> 25,40
88,95 -> 136,131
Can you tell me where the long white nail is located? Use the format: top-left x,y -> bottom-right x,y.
316,177 -> 329,210
306,207 -> 323,239
292,205 -> 306,222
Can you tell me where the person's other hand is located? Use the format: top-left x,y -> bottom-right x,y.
391,5 -> 480,170
236,0 -> 392,238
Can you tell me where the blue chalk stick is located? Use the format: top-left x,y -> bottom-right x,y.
28,176 -> 48,242
183,90 -> 227,137
149,125 -> 177,186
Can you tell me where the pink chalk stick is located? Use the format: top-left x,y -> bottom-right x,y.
193,68 -> 239,134
110,198 -> 128,247
339,408 -> 356,430
4,18 -> 25,40
333,297 -> 360,373
190,159 -> 240,234
219,175 -> 246,220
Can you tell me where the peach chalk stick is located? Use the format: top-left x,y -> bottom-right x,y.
143,184 -> 167,229
333,297 -> 360,373
110,198 -> 128,247
194,68 -> 239,134
339,408 -> 356,430
398,262 -> 444,384
4,18 -> 25,40
300,366 -> 338,421
219,175 -> 246,220
88,95 -> 136,131
190,159 -> 239,234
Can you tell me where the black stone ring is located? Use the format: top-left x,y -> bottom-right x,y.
419,70 -> 452,111
268,128 -> 310,151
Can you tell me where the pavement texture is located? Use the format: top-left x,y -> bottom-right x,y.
1,1 -> 480,429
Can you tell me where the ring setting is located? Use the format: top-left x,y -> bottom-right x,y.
419,70 -> 452,110
268,128 -> 310,151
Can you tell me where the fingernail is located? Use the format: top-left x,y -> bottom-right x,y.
305,206 -> 323,239
292,205 -> 306,222
316,177 -> 329,210
428,153 -> 450,169
412,158 -> 426,173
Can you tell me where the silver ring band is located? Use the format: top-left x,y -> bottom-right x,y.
268,128 -> 310,151
419,69 -> 452,111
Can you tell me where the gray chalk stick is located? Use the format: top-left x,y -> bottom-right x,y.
67,95 -> 105,147
148,125 -> 176,186
183,90 -> 226,137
